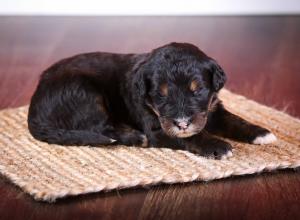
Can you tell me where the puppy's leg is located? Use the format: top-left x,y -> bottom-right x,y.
185,132 -> 233,159
144,128 -> 232,160
103,125 -> 148,147
147,128 -> 184,149
207,104 -> 277,145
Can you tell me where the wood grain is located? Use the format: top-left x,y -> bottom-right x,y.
0,16 -> 299,220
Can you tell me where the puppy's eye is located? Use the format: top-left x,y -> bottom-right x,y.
193,89 -> 203,96
159,83 -> 168,97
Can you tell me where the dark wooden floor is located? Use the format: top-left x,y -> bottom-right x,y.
0,16 -> 299,220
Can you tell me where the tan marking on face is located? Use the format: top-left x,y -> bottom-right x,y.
149,105 -> 160,116
146,101 -> 160,116
208,96 -> 219,112
160,83 -> 168,96
190,80 -> 199,92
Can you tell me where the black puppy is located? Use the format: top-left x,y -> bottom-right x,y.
28,42 -> 276,159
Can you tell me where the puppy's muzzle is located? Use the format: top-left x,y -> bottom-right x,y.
159,112 -> 207,138
173,118 -> 191,130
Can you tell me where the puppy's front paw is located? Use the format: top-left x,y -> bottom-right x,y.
187,141 -> 233,160
202,142 -> 233,159
252,132 -> 277,145
130,133 -> 148,147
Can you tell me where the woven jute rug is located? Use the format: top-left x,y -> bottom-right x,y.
0,89 -> 299,202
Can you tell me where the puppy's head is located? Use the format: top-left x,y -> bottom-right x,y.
135,42 -> 226,138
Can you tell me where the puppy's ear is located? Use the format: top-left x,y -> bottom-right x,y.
131,55 -> 152,103
208,59 -> 227,92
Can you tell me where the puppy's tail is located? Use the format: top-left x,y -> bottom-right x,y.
28,123 -> 115,146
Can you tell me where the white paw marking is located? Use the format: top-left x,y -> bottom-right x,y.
221,150 -> 233,160
110,139 -> 117,143
252,133 -> 277,145
141,135 -> 148,147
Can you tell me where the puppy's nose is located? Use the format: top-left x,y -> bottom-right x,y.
174,119 -> 190,130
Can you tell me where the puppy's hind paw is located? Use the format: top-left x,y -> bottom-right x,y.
221,150 -> 233,160
140,134 -> 148,147
252,132 -> 277,145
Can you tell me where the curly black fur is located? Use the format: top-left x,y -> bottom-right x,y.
28,42 -> 274,159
